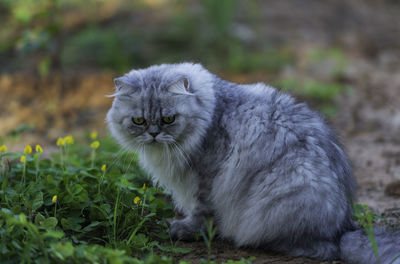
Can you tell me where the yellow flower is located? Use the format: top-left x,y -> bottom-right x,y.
0,144 -> 7,153
20,155 -> 26,163
90,131 -> 98,140
90,141 -> 100,149
52,195 -> 57,203
142,183 -> 146,191
133,196 -> 141,205
56,137 -> 65,147
35,144 -> 43,153
23,145 -> 32,154
64,135 -> 74,145
101,164 -> 106,172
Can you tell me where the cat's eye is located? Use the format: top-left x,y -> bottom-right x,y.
162,116 -> 175,124
132,117 -> 146,125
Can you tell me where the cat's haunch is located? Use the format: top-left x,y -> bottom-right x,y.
107,62 -> 400,264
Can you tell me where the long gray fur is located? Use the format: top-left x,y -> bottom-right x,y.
106,62 -> 400,263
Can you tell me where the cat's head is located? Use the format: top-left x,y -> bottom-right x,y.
106,63 -> 215,153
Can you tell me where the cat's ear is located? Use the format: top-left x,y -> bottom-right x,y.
106,77 -> 132,97
114,77 -> 131,92
167,78 -> 193,96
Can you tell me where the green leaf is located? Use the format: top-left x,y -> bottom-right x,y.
19,213 -> 27,224
82,221 -> 103,232
50,242 -> 74,260
32,191 -> 43,211
61,217 -> 84,231
130,233 -> 148,248
34,212 -> 45,225
155,243 -> 191,254
40,217 -> 58,229
13,5 -> 32,24
43,230 -> 64,239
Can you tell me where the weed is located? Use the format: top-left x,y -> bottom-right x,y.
353,203 -> 381,263
0,134 -> 173,262
201,219 -> 218,262
0,134 -> 254,263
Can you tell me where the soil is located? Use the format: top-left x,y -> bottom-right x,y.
1,0 -> 400,263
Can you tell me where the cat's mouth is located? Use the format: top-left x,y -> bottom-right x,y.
143,137 -> 162,145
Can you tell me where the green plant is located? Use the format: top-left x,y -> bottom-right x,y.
0,133 -> 256,263
275,78 -> 346,117
307,48 -> 348,78
0,135 -> 176,262
353,203 -> 381,263
201,219 -> 218,262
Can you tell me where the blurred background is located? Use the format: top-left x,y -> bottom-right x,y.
1,0 -> 400,138
1,0 -> 400,211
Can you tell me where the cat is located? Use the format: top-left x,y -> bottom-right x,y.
106,62 -> 400,264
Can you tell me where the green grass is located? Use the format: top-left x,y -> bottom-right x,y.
0,134 -> 253,264
352,203 -> 400,264
275,78 -> 347,117
354,203 -> 381,263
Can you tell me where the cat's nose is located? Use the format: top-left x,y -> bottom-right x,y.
149,132 -> 159,138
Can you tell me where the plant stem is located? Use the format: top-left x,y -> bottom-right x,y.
35,158 -> 39,182
59,146 -> 64,169
98,171 -> 105,194
113,187 -> 120,247
65,145 -> 69,166
0,154 -> 3,177
22,163 -> 26,186
141,193 -> 146,217
127,217 -> 148,246
91,150 -> 95,168
1,159 -> 10,207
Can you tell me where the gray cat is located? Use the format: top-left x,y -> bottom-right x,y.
106,62 -> 400,263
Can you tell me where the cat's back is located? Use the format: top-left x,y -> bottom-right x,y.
213,80 -> 325,145
210,79 -> 353,193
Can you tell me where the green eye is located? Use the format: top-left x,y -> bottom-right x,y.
132,117 -> 146,125
162,116 -> 175,124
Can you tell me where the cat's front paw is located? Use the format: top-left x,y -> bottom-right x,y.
169,219 -> 198,241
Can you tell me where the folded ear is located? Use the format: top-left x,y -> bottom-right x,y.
168,78 -> 193,96
106,76 -> 134,98
114,77 -> 131,92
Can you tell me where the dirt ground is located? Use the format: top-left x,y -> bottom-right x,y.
1,0 -> 400,263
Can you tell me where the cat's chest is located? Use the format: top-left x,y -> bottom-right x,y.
139,148 -> 198,214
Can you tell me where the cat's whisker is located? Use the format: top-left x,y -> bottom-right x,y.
176,145 -> 190,168
164,143 -> 173,177
106,147 -> 129,171
170,141 -> 191,169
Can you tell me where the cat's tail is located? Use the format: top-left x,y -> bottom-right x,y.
340,227 -> 400,264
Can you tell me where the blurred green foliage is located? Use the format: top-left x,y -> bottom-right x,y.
275,79 -> 347,117
0,0 -> 294,74
0,0 -> 349,117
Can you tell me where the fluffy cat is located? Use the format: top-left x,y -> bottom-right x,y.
106,62 -> 400,263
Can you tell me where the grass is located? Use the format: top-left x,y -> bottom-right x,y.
354,203 -> 381,263
275,78 -> 347,117
200,219 -> 218,263
353,203 -> 400,264
0,134 -> 252,264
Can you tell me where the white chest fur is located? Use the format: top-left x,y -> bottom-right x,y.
139,147 -> 198,215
